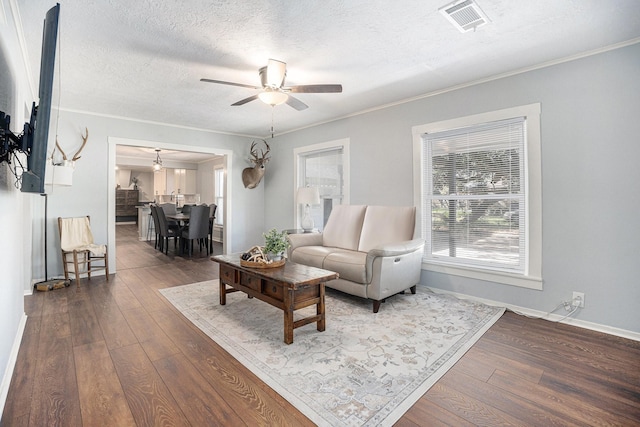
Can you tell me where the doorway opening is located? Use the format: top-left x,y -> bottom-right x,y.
107,137 -> 233,268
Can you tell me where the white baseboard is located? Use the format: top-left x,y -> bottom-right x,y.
0,313 -> 27,420
426,287 -> 640,342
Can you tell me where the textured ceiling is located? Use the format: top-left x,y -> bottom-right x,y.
14,0 -> 640,138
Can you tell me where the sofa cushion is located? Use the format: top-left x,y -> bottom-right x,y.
289,246 -> 335,269
358,206 -> 416,253
322,205 -> 367,250
323,249 -> 368,284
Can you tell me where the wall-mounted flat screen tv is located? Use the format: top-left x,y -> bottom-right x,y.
20,3 -> 60,193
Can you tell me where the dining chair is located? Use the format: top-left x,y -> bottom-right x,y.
156,206 -> 180,254
181,204 -> 194,215
58,216 -> 109,286
159,203 -> 177,215
159,203 -> 179,228
180,205 -> 210,256
149,205 -> 162,250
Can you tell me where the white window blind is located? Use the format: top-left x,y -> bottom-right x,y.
423,116 -> 527,273
214,167 -> 224,225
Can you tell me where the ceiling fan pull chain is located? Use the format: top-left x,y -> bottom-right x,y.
271,106 -> 275,139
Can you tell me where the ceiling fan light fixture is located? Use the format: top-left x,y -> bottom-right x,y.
202,58 -> 341,110
258,90 -> 288,106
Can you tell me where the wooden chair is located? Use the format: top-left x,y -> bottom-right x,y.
58,216 -> 109,285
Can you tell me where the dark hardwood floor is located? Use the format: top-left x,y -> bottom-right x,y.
2,224 -> 639,426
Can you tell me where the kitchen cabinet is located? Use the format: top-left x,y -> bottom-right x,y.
116,189 -> 139,219
153,169 -> 167,197
162,168 -> 196,195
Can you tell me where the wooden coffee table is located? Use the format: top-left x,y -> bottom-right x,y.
212,254 -> 339,344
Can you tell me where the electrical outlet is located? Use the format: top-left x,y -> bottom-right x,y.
572,291 -> 585,308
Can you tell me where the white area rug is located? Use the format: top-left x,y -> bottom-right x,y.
160,281 -> 504,426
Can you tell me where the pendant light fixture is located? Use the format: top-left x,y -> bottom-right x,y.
153,148 -> 163,171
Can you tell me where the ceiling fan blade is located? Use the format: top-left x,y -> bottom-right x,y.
200,78 -> 261,90
231,94 -> 260,106
287,84 -> 342,93
266,59 -> 287,87
285,95 -> 308,111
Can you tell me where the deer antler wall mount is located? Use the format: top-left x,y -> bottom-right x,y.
241,139 -> 270,189
51,127 -> 89,165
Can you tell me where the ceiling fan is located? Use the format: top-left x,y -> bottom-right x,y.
200,59 -> 342,111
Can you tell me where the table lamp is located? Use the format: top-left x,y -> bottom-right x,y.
297,187 -> 320,232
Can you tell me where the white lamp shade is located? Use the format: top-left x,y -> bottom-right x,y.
44,163 -> 74,186
297,187 -> 320,205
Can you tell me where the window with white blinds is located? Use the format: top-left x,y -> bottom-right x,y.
413,104 -> 542,289
423,117 -> 526,273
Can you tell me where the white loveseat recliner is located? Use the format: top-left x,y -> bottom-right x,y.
287,205 -> 425,312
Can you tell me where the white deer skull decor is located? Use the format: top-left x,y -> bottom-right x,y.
242,139 -> 270,189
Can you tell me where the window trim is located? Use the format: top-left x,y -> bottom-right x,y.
412,104 -> 542,290
293,138 -> 350,229
214,165 -> 224,226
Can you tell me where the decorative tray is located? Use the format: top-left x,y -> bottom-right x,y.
240,258 -> 286,269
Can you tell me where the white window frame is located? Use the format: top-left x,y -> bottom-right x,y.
214,165 -> 224,226
412,104 -> 542,290
293,139 -> 350,230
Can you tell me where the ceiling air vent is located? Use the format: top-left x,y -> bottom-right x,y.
439,0 -> 490,33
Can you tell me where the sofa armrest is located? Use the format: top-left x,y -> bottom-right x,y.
365,239 -> 425,294
287,233 -> 324,256
367,238 -> 425,258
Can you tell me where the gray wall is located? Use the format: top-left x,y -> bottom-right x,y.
265,43 -> 640,334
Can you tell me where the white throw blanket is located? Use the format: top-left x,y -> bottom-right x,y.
60,217 -> 106,256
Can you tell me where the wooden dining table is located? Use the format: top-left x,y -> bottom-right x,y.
166,213 -> 190,226
166,213 -> 189,220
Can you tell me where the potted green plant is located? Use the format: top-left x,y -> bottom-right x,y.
263,228 -> 290,261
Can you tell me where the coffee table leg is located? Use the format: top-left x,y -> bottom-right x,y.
220,281 -> 227,305
317,283 -> 326,332
283,288 -> 294,344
